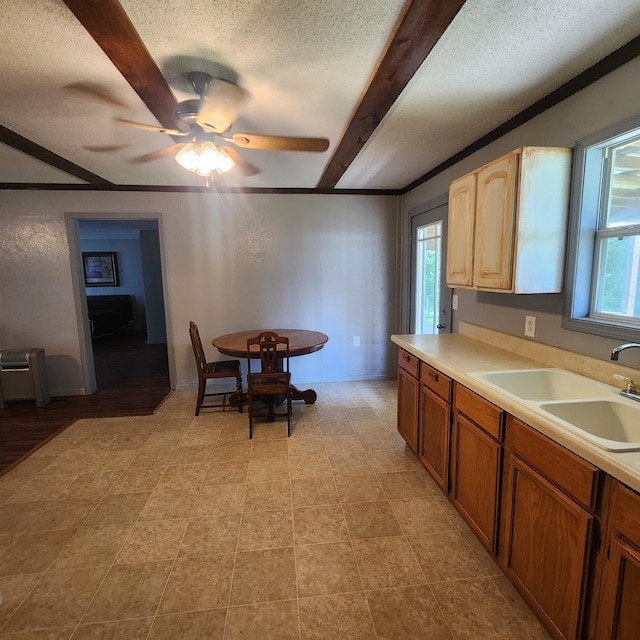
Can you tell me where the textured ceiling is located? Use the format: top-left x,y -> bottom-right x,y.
0,0 -> 639,191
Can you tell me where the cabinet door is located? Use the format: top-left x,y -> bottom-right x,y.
419,385 -> 451,491
596,536 -> 640,640
595,482 -> 640,640
474,152 -> 518,290
502,455 -> 593,640
446,172 -> 476,287
397,366 -> 419,453
450,412 -> 501,553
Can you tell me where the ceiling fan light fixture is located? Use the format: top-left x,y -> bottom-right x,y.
174,142 -> 200,172
175,140 -> 235,177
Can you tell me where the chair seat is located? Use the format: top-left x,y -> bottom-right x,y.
204,360 -> 241,375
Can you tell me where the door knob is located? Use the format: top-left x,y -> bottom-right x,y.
437,323 -> 446,330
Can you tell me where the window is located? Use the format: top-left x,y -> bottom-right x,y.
414,220 -> 442,334
564,115 -> 640,340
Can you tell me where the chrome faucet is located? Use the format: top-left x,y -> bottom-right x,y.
611,343 -> 640,361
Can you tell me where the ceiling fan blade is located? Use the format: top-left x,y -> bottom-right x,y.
220,146 -> 261,176
227,133 -> 329,152
64,83 -> 128,109
196,79 -> 248,133
115,118 -> 190,136
131,143 -> 186,163
83,144 -> 128,153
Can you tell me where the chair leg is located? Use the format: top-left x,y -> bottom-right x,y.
235,372 -> 244,414
195,377 -> 206,416
248,392 -> 253,439
286,391 -> 292,437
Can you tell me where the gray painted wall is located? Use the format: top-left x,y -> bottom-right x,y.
0,191 -> 398,395
402,55 -> 640,372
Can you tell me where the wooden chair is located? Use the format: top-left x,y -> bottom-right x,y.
246,331 -> 292,438
189,321 -> 243,415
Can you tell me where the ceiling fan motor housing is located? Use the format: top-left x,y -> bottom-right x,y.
173,99 -> 200,131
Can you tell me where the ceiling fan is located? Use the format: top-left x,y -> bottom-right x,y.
107,71 -> 330,181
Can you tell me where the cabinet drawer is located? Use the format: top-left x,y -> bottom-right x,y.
508,416 -> 599,511
610,482 -> 640,548
420,363 -> 452,402
397,349 -> 419,378
454,384 -> 503,441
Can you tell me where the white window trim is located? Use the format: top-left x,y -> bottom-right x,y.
563,113 -> 640,341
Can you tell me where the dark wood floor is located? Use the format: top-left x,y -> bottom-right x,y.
0,331 -> 170,475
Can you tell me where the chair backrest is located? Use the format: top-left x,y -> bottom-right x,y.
189,321 -> 207,373
247,331 -> 289,374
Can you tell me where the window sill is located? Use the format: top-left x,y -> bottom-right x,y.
563,316 -> 640,342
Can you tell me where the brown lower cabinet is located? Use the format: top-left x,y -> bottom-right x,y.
418,363 -> 452,491
450,411 -> 502,553
595,481 -> 640,640
396,351 -> 640,640
500,416 -> 599,640
397,349 -> 419,452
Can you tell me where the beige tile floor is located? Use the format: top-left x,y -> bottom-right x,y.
0,380 -> 551,639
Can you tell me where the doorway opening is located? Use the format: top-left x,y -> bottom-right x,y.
77,219 -> 170,394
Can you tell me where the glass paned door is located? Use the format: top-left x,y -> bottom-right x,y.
415,221 -> 442,333
411,202 -> 451,334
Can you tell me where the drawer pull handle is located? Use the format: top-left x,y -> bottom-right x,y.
428,371 -> 439,382
403,355 -> 410,361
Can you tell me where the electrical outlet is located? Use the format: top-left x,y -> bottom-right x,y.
353,336 -> 360,347
452,294 -> 459,310
524,315 -> 536,338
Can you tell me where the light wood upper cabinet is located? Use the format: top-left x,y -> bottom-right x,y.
474,152 -> 518,290
447,172 -> 476,287
446,146 -> 572,293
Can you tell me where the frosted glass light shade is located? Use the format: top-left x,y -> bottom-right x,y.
175,141 -> 235,176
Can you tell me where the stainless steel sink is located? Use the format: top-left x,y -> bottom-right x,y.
539,399 -> 640,452
469,368 -> 612,401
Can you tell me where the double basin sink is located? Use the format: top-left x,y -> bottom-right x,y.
468,368 -> 640,452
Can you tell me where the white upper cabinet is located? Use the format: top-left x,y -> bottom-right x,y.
446,147 -> 573,293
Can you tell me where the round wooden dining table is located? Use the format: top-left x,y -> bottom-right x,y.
212,329 -> 328,404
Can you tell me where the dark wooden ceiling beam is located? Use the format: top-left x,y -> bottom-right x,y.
317,0 -> 466,190
0,126 -> 113,185
61,0 -> 178,130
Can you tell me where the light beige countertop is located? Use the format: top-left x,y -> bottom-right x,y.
391,325 -> 640,494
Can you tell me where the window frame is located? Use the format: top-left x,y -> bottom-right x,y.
563,113 -> 640,341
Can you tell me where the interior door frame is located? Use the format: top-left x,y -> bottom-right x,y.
408,194 -> 451,334
65,212 -> 175,394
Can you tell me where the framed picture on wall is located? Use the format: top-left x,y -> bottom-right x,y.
82,252 -> 119,287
